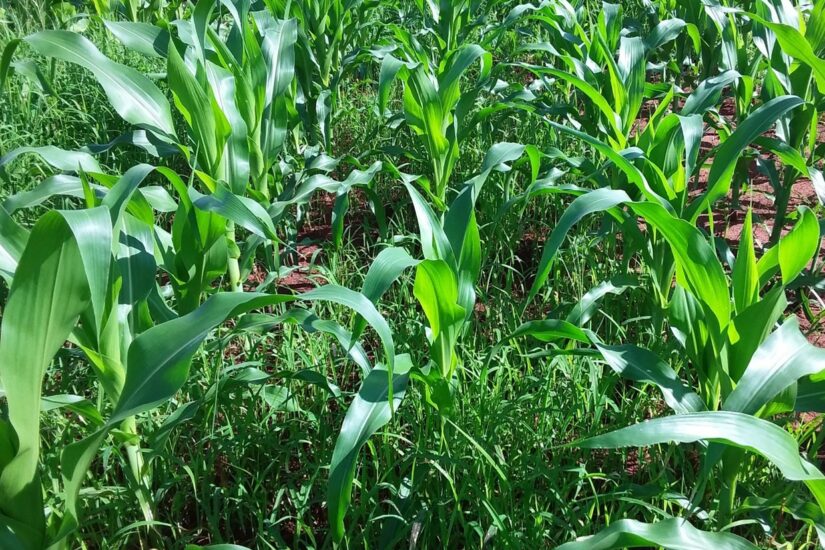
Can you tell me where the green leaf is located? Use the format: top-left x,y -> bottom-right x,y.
518,64 -> 622,145
0,207 -> 112,548
632,201 -> 731,327
256,15 -> 298,108
328,356 -> 412,542
732,209 -> 758,314
167,41 -> 224,173
545,122 -> 660,201
3,175 -> 87,213
525,188 -> 630,309
747,13 -> 825,91
23,30 -> 175,138
190,185 -> 276,240
301,285 -> 396,376
777,206 -> 819,285
104,20 -> 169,58
727,287 -> 788,381
594,343 -> 705,414
403,180 -> 455,265
576,411 -> 825,507
0,145 -> 101,174
557,517 -> 758,550
413,259 -> 466,375
757,206 -> 821,286
0,206 -> 29,282
682,71 -> 741,116
352,247 -> 419,341
566,275 -> 639,326
507,319 -> 589,344
686,95 -> 804,222
110,293 -> 293,423
725,318 -> 825,415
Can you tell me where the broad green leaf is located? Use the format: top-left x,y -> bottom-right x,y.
206,63 -> 251,194
687,95 -> 804,222
0,206 -> 29,282
797,377 -> 825,413
352,247 -> 419,341
361,247 -> 419,304
557,517 -> 758,550
725,318 -> 825,415
595,343 -> 705,414
645,18 -> 687,50
3,175 -> 88,213
403,180 -> 455,265
633,201 -> 730,327
104,20 -> 169,57
757,206 -> 821,285
377,54 -> 417,117
566,275 -> 639,326
732,209 -> 758,314
525,188 -> 630,309
682,71 -> 741,116
328,356 -> 412,542
437,44 -> 491,110
111,293 -> 293,423
747,13 -> 825,91
507,319 -> 589,343
0,207 -> 112,548
0,145 -> 101,174
167,42 -> 225,173
23,30 -> 175,138
522,64 -> 622,146
778,206 -> 819,285
301,285 -> 396,375
191,185 -> 276,240
413,260 -> 465,375
576,411 -> 825,508
255,14 -> 298,108
727,286 -> 788,381
545,122 -> 660,201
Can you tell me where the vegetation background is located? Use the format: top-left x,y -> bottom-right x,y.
1,0 -> 824,548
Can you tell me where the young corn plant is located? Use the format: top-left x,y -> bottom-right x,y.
376,25 -> 492,207
510,191 -> 825,542
269,0 -> 381,150
515,1 -> 696,150
2,1 -> 383,292
0,160 -> 397,546
320,142 -> 538,540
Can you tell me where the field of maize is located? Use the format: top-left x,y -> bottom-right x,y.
3,0 -> 825,547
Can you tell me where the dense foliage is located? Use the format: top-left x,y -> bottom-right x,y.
1,0 -> 825,547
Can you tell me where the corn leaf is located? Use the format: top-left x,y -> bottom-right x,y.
557,517 -> 758,550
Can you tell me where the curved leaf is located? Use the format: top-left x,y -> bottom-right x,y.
576,412 -> 825,505
23,30 -> 175,138
557,518 -> 758,550
328,355 -> 412,542
0,207 -> 112,548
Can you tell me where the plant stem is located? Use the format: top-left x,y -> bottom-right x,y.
226,220 -> 242,292
120,416 -> 154,524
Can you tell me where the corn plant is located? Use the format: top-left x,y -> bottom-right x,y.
0,160 -> 397,546
514,1 -> 695,150
1,1 -> 386,294
376,39 -> 492,207
508,186 -> 824,537
268,0 -> 381,150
